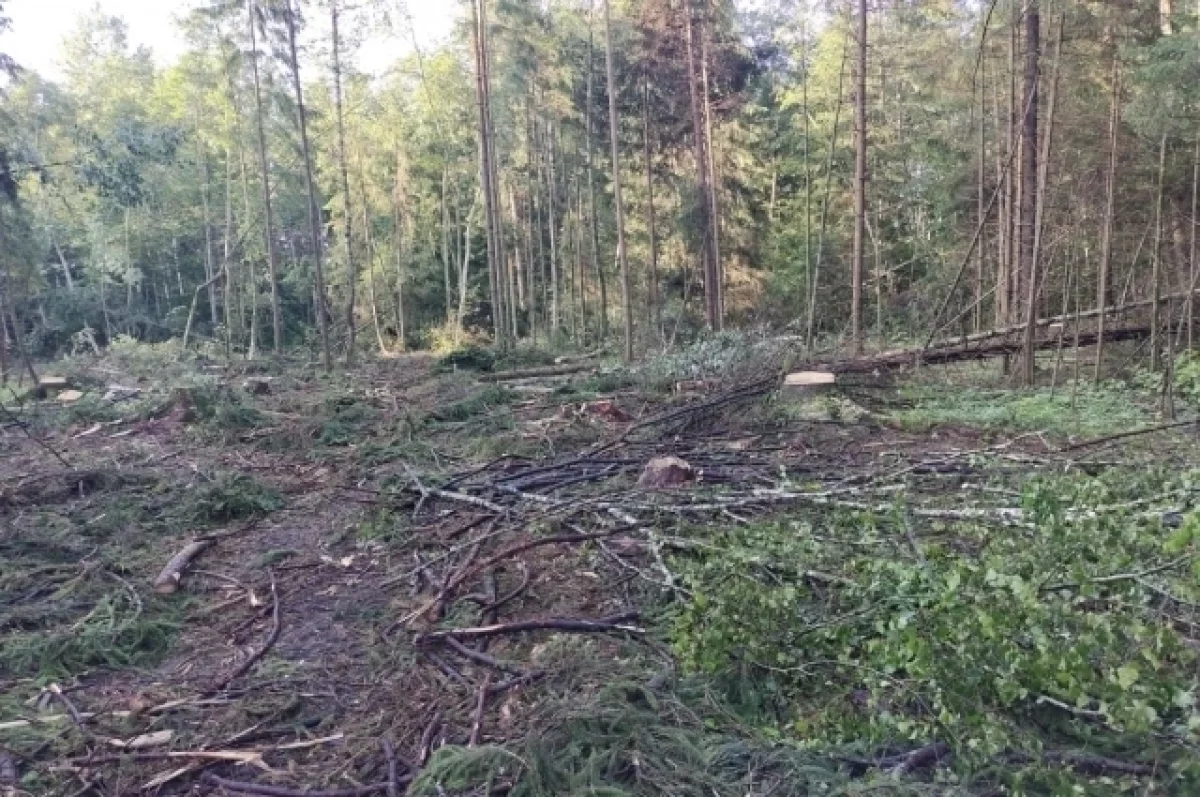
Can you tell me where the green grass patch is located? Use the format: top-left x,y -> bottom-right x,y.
892,385 -> 1154,437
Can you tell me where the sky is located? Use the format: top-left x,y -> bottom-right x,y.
0,0 -> 460,81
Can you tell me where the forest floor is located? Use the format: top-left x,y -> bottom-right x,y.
3,339 -> 1200,796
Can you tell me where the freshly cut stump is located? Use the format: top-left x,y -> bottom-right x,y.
638,456 -> 696,490
782,371 -> 836,399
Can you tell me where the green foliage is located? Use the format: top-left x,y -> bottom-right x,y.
437,346 -> 497,373
893,385 -> 1153,437
184,472 -> 282,525
317,393 -> 380,446
431,385 -> 516,423
670,472 -> 1200,783
411,664 -> 869,797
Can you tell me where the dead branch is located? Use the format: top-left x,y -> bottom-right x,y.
440,636 -> 526,675
415,612 -> 644,644
1059,418 -> 1197,453
403,462 -> 505,516
152,539 -> 218,594
380,738 -> 400,797
209,572 -> 281,693
396,526 -> 638,629
201,773 -> 397,797
418,713 -> 442,766
469,675 -> 492,747
888,742 -> 951,776
1044,750 -> 1155,777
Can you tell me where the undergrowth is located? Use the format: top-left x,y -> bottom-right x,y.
892,384 -> 1154,437
669,469 -> 1200,789
412,646 -> 951,797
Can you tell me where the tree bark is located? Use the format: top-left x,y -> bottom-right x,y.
686,0 -> 721,331
643,73 -> 660,338
1152,132 -> 1169,371
246,0 -> 282,355
284,0 -> 331,370
585,0 -> 608,341
603,0 -> 633,362
1095,54 -> 1120,381
331,1 -> 358,364
1018,0 -> 1039,341
1021,13 -> 1060,386
852,0 -> 867,354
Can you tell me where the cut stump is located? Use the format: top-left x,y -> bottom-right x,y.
781,371 -> 836,399
637,456 -> 696,490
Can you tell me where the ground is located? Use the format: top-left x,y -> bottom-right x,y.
2,338 -> 1200,796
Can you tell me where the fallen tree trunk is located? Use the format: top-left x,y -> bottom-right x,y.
480,362 -> 598,382
825,326 -> 1150,375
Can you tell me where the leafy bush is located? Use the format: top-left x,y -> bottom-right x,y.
670,473 -> 1200,781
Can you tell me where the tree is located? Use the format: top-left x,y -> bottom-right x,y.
851,0 -> 866,354
246,0 -> 283,354
603,0 -> 632,362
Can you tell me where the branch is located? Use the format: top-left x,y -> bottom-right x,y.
209,572 -> 281,692
201,774 -> 399,797
415,612 -> 644,644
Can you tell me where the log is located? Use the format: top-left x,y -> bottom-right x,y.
153,540 -> 214,594
826,325 -> 1151,375
480,362 -> 598,382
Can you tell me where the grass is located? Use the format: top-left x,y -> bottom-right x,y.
892,384 -> 1156,438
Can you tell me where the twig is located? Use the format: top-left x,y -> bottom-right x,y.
395,526 -> 639,629
403,462 -> 505,516
440,637 -> 526,675
1060,418 -> 1198,453
1041,555 -> 1195,592
469,675 -> 492,747
47,684 -> 91,738
201,773 -> 398,797
416,612 -> 644,644
209,572 -> 281,692
888,742 -> 950,776
380,738 -> 400,797
418,713 -> 442,766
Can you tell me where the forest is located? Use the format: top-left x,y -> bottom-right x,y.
4,0 -> 1200,795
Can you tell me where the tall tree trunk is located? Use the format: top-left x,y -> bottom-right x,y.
331,1 -> 358,364
1022,13 -> 1060,386
700,12 -> 722,320
442,167 -> 453,324
1095,55 -> 1120,381
1152,132 -> 1169,372
585,0 -> 608,341
284,0 -> 331,370
603,0 -> 633,361
472,0 -> 506,344
1018,0 -> 1040,347
851,0 -> 868,354
686,0 -> 721,331
801,21 -> 813,338
643,73 -> 660,338
194,115 -> 218,327
1189,121 -> 1199,350
807,34 -> 850,347
547,119 -> 561,335
976,52 -> 986,332
247,0 -> 282,355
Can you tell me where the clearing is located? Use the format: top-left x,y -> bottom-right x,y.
3,339 -> 1200,796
